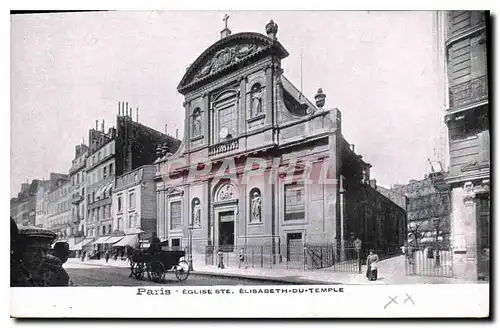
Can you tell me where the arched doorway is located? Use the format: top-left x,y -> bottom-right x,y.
212,182 -> 238,252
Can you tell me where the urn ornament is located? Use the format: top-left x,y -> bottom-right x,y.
315,88 -> 326,109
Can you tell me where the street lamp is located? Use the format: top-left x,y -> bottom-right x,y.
188,224 -> 194,271
433,217 -> 441,267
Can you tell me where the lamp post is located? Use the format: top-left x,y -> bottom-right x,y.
433,217 -> 441,267
188,224 -> 194,271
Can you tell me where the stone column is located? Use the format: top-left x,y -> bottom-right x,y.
238,77 -> 246,135
264,63 -> 274,126
202,93 -> 209,145
451,181 -> 478,281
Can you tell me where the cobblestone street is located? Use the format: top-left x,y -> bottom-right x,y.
65,265 -> 295,286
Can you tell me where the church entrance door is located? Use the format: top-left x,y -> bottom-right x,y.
219,211 -> 235,252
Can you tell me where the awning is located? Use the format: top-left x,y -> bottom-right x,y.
105,183 -> 113,195
71,241 -> 84,251
94,236 -> 110,244
113,235 -> 139,247
51,239 -> 68,248
95,185 -> 105,199
103,236 -> 124,244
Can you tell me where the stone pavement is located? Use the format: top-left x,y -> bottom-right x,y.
65,255 -> 477,285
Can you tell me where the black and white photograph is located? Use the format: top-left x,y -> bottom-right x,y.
9,8 -> 491,318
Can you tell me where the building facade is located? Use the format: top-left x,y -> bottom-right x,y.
154,20 -> 406,260
69,143 -> 88,251
111,165 -> 158,249
35,180 -> 50,228
85,109 -> 181,252
85,123 -> 116,250
441,11 -> 490,281
47,179 -> 71,239
382,173 -> 450,248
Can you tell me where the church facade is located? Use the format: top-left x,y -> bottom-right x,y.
154,20 -> 406,258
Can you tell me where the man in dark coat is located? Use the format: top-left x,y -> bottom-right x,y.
11,219 -> 70,287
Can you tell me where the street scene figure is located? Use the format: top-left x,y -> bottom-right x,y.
10,218 -> 70,287
366,250 -> 379,281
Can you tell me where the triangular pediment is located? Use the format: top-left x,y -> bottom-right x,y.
178,32 -> 288,94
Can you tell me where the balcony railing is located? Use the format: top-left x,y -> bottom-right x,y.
449,75 -> 488,109
208,138 -> 239,156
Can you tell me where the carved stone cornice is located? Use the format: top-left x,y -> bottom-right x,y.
178,32 -> 289,94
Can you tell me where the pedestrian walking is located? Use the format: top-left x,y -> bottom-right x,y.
217,250 -> 225,269
238,247 -> 247,269
105,250 -> 110,263
366,249 -> 379,281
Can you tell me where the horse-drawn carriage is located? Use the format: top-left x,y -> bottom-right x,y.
129,246 -> 190,283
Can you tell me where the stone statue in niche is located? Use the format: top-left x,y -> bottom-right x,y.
193,199 -> 201,226
192,110 -> 202,137
251,191 -> 262,222
251,84 -> 263,117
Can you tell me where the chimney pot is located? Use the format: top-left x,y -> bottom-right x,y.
95,120 -> 98,130
164,124 -> 168,135
176,129 -> 179,139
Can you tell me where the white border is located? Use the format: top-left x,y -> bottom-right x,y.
4,0 -> 498,321
10,284 -> 490,318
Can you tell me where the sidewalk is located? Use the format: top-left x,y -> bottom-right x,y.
65,255 -> 476,285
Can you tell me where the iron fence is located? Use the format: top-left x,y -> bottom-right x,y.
404,245 -> 453,277
203,243 -> 405,273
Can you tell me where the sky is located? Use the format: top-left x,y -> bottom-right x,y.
10,10 -> 446,197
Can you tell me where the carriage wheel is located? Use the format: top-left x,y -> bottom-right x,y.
175,260 -> 190,282
150,261 -> 166,283
132,262 -> 145,280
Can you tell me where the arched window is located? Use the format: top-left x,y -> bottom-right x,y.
249,188 -> 262,223
191,198 -> 201,227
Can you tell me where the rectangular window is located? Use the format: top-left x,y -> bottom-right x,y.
103,146 -> 107,157
103,166 -> 107,179
171,238 -> 181,247
284,184 -> 306,221
118,217 -> 122,231
110,163 -> 114,176
118,196 -> 122,212
98,152 -> 102,162
170,201 -> 182,230
129,192 -> 136,209
93,156 -> 96,165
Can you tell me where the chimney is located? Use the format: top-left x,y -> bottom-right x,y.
162,143 -> 169,156
126,102 -> 129,116
176,128 -> 179,139
117,102 -> 120,115
164,124 -> 168,135
95,120 -> 98,130
156,144 -> 163,158
136,108 -> 139,122
102,120 -> 105,132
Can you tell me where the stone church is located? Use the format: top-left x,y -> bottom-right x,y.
154,19 -> 406,259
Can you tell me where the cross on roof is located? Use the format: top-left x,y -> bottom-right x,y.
223,14 -> 229,29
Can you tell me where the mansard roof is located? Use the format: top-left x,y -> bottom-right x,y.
177,32 -> 289,94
